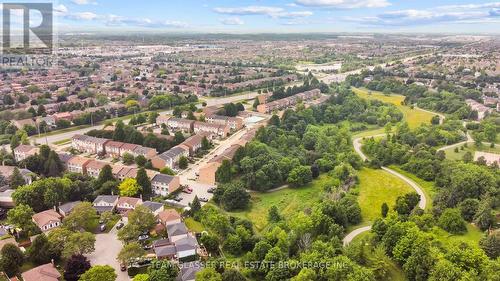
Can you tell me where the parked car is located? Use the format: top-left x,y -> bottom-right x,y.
120,263 -> 127,272
182,187 -> 193,194
143,244 -> 153,250
138,234 -> 149,241
207,188 -> 215,193
173,196 -> 182,202
116,222 -> 124,229
199,197 -> 209,202
99,224 -> 106,232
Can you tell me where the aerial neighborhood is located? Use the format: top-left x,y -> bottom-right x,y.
0,7 -> 499,280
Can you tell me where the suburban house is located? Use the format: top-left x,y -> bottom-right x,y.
133,145 -> 158,159
93,195 -> 119,214
104,140 -> 124,158
180,134 -> 204,156
151,146 -> 189,169
21,262 -> 61,281
0,189 -> 15,208
120,143 -> 139,157
58,201 -> 81,217
166,118 -> 195,133
32,209 -> 62,232
205,114 -> 243,131
151,174 -> 181,196
112,166 -> 134,181
56,152 -> 74,170
0,165 -> 35,186
72,134 -> 109,155
142,201 -> 165,216
199,144 -> 242,185
156,115 -> 171,126
86,160 -> 108,178
166,222 -> 188,242
158,209 -> 182,226
154,239 -> 177,260
116,196 -> 143,213
193,121 -> 229,138
175,234 -> 199,259
67,156 -> 91,174
13,144 -> 39,162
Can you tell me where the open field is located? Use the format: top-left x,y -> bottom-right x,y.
355,168 -> 414,224
388,165 -> 436,210
443,143 -> 500,160
352,87 -> 435,129
228,175 -> 332,232
432,224 -> 484,246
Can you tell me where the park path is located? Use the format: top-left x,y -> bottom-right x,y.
343,107 -> 437,245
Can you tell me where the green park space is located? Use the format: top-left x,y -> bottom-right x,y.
388,165 -> 436,210
354,168 -> 414,224
228,175 -> 332,232
431,224 -> 484,247
443,143 -> 500,161
352,87 -> 435,129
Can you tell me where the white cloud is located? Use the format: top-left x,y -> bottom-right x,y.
71,0 -> 97,5
220,17 -> 244,25
66,11 -> 99,20
213,5 -> 312,18
349,2 -> 500,26
105,15 -> 187,28
295,0 -> 390,8
214,6 -> 284,16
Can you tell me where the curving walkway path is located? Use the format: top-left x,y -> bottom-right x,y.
344,128 -> 430,245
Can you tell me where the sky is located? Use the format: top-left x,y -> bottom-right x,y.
3,0 -> 500,34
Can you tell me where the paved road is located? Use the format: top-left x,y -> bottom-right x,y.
86,221 -> 129,281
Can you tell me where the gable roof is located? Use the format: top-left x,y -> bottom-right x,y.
21,263 -> 62,281
166,222 -> 188,237
142,201 -> 164,212
93,195 -> 119,204
151,174 -> 175,185
32,210 -> 62,227
59,201 -> 81,215
158,209 -> 181,224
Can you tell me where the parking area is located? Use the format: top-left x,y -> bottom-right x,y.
86,220 -> 129,281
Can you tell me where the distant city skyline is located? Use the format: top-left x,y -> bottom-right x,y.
3,0 -> 500,34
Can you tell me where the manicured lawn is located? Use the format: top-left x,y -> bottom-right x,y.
355,168 -> 414,224
228,175 -> 333,232
388,165 -> 435,210
352,88 -> 435,129
432,224 -> 485,246
185,217 -> 205,233
443,143 -> 500,161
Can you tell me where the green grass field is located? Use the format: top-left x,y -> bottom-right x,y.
355,168 -> 414,224
443,143 -> 500,161
185,217 -> 205,232
352,88 -> 435,129
388,165 -> 436,210
228,175 -> 333,232
431,224 -> 484,246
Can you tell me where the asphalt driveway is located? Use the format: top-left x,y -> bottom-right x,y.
86,220 -> 130,281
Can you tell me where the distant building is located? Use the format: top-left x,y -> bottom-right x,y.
116,197 -> 143,214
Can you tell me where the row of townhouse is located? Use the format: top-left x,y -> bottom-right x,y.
71,134 -> 157,158
63,154 -> 180,197
150,133 -> 208,170
205,114 -> 244,131
256,89 -> 322,114
156,116 -> 233,139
